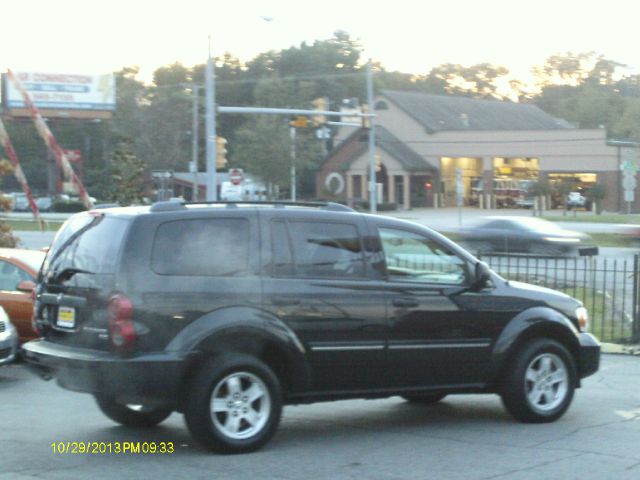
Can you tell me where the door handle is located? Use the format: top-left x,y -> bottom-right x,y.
392,297 -> 419,308
272,296 -> 301,306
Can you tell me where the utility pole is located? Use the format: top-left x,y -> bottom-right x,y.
366,59 -> 377,213
190,85 -> 200,201
205,37 -> 217,201
290,126 -> 296,201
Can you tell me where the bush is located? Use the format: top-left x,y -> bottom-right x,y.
52,200 -> 86,213
352,200 -> 397,212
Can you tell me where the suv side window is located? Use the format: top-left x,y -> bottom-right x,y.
271,220 -> 365,279
379,227 -> 468,285
151,218 -> 249,276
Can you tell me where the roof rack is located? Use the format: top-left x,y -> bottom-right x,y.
149,200 -> 355,213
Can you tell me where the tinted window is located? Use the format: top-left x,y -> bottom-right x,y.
45,213 -> 129,274
151,218 -> 249,276
270,220 -> 294,277
272,220 -> 365,279
379,228 -> 467,285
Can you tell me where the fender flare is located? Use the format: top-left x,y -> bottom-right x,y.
166,306 -> 311,393
489,306 -> 580,382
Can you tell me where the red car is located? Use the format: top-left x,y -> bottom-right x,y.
0,248 -> 45,343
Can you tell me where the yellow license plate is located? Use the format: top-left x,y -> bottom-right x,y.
57,306 -> 76,328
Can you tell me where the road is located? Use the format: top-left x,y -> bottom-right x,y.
383,207 -> 637,234
1,355 -> 639,480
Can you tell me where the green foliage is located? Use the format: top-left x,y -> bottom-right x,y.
528,180 -> 552,196
586,183 -> 607,214
111,141 -> 147,205
0,159 -> 20,247
52,200 -> 86,213
231,117 -> 320,196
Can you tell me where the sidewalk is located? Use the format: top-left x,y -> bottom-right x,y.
602,342 -> 640,355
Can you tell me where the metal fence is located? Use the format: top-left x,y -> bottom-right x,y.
479,253 -> 640,344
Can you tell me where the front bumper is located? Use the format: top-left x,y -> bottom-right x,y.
577,332 -> 600,379
0,332 -> 18,366
21,339 -> 194,406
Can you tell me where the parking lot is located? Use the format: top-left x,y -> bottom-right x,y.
1,354 -> 638,480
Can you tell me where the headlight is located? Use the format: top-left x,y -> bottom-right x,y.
575,306 -> 589,332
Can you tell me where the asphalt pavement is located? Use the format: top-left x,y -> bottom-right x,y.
1,355 -> 639,480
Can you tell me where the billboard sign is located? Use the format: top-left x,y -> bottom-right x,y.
2,71 -> 115,119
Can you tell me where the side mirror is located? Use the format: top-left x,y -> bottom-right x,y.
17,280 -> 36,293
471,262 -> 491,291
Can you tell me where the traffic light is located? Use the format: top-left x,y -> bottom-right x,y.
311,97 -> 328,125
289,115 -> 312,128
375,154 -> 382,172
216,136 -> 228,169
361,104 -> 371,129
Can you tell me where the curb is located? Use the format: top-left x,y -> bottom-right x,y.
601,342 -> 640,355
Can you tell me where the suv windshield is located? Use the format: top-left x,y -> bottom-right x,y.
43,212 -> 130,277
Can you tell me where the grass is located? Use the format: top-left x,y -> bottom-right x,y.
438,231 -> 635,249
4,219 -> 64,232
543,213 -> 640,224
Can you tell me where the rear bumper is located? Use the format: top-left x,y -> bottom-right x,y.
21,339 -> 194,406
577,332 -> 600,379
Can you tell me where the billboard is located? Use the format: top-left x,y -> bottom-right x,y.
2,71 -> 115,119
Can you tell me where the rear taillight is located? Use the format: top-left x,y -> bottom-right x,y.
31,288 -> 40,335
108,294 -> 136,351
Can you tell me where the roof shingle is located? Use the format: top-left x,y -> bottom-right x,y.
380,90 -> 572,133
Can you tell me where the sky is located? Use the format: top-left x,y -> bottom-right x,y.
2,0 -> 639,85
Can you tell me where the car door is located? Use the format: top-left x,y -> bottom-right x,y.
374,223 -> 497,388
260,212 -> 389,393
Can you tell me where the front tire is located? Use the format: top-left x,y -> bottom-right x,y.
184,354 -> 283,454
94,395 -> 172,427
501,339 -> 576,423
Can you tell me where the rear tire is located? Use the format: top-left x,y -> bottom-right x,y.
402,393 -> 447,405
184,354 -> 283,454
500,339 -> 576,423
95,395 -> 172,427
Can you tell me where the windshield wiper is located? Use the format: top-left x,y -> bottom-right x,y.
42,214 -> 103,279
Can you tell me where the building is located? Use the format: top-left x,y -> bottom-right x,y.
317,90 -> 639,211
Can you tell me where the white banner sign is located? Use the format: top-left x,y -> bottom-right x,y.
4,71 -> 115,111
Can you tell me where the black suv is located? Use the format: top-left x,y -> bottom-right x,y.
22,201 -> 600,453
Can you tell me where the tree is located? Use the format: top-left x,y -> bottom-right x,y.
418,63 -> 514,100
532,51 -> 598,88
586,184 -> 607,215
111,141 -> 147,205
0,159 -> 20,247
231,117 -> 320,197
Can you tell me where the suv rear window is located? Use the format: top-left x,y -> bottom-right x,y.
151,218 -> 249,276
44,212 -> 129,275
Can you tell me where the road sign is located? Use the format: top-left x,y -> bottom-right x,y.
455,168 -> 464,207
623,174 -> 637,191
229,168 -> 244,186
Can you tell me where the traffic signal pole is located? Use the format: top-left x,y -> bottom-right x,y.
289,126 -> 296,201
205,37 -> 217,201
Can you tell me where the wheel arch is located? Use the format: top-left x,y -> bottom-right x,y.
490,306 -> 581,387
169,306 -> 311,411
